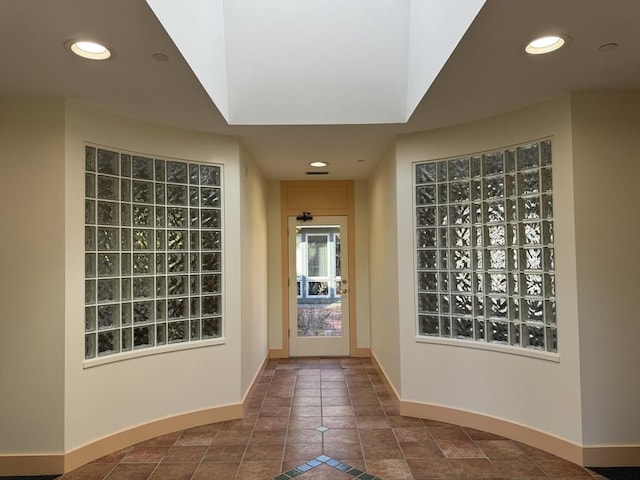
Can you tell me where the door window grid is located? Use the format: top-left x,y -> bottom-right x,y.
306,233 -> 330,298
296,230 -> 341,301
414,140 -> 557,352
335,234 -> 341,298
294,225 -> 343,339
85,146 -> 223,359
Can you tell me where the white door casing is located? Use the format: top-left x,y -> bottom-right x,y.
288,215 -> 349,356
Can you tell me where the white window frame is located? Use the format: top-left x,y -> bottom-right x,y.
413,139 -> 558,360
84,144 -> 225,366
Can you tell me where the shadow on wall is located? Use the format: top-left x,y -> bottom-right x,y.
589,467 -> 640,480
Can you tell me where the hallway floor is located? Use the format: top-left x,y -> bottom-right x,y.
56,357 -> 607,480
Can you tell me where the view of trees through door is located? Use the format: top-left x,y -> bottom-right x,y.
288,215 -> 349,357
296,225 -> 342,337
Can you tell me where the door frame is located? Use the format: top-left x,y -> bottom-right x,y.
280,180 -> 364,358
288,216 -> 349,356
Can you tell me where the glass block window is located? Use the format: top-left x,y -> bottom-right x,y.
414,140 -> 556,352
84,146 -> 223,359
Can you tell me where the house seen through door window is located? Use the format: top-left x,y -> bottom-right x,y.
296,226 -> 341,336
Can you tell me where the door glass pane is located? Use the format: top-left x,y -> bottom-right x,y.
297,226 -> 342,337
307,234 -> 328,276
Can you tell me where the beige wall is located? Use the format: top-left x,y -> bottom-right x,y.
354,180 -> 371,349
394,96 -> 585,444
266,180 -> 372,354
267,181 -> 284,350
367,145 -> 402,390
63,101 -> 246,452
240,146 -> 270,394
0,97 -> 270,465
3,92 -> 638,468
572,92 -> 640,446
0,97 -> 66,454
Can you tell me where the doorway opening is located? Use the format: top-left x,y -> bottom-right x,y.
289,216 -> 349,356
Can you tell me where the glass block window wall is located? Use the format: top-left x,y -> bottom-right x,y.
84,146 -> 223,359
414,140 -> 557,352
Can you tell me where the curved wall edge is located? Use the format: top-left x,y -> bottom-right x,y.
371,352 -> 639,467
0,403 -> 242,476
1,342 -> 271,477
400,399 -> 582,463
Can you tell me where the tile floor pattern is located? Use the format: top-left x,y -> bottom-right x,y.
56,357 -> 609,480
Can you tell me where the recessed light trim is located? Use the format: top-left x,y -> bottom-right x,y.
66,39 -> 112,60
309,161 -> 328,168
525,35 -> 567,55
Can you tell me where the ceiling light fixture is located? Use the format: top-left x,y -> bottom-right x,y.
65,40 -> 112,60
309,161 -> 328,168
525,35 -> 567,55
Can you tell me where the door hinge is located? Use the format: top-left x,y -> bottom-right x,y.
288,329 -> 291,338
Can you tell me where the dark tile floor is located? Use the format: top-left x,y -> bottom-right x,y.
55,357 -> 609,479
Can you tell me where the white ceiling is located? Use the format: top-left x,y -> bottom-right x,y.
146,0 -> 484,125
1,0 -> 638,179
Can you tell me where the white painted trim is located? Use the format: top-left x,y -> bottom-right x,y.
242,352 -> 270,406
370,348 -> 637,468
83,337 -> 227,368
370,351 -> 401,408
400,399 -> 583,465
415,335 -> 560,362
1,351 -> 271,476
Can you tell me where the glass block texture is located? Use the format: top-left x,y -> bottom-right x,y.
415,140 -> 557,352
85,146 -> 223,359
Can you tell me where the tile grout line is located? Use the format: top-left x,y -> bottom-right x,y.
53,357 -> 608,480
278,358 -> 293,479
189,395 -> 241,480
270,358 -> 384,480
145,451 -> 162,480
99,462 -> 119,480
232,359 -> 275,480
377,364 -> 412,479
350,360 -> 378,478
355,363 -> 371,474
283,358 -> 298,475
320,364 -> 326,458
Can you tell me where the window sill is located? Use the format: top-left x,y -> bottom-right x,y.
83,337 -> 227,368
415,335 -> 560,362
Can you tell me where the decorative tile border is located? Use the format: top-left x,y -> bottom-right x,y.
271,455 -> 382,480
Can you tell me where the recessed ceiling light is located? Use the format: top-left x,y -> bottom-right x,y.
65,40 -> 112,60
525,35 -> 567,55
309,161 -> 328,168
